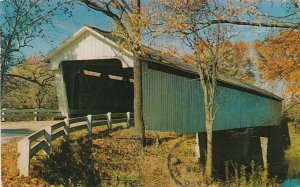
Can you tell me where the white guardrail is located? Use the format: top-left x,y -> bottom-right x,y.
18,112 -> 133,176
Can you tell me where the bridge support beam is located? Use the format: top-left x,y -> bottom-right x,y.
260,137 -> 268,169
195,132 -> 206,163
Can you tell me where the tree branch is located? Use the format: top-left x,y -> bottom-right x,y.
210,19 -> 300,29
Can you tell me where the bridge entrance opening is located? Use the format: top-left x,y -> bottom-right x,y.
61,59 -> 133,117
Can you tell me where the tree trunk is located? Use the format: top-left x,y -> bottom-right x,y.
133,57 -> 145,147
199,73 -> 214,180
205,118 -> 213,179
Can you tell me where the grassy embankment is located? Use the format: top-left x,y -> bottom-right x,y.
2,122 -> 299,186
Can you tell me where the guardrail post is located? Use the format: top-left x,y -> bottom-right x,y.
126,112 -> 131,128
1,108 -> 6,122
107,112 -> 112,129
63,118 -> 70,141
87,114 -> 93,137
34,108 -> 38,121
18,138 -> 30,176
45,126 -> 52,155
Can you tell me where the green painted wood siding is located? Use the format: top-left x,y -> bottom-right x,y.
142,62 -> 282,133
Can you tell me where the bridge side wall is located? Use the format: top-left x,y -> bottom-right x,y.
142,61 -> 282,133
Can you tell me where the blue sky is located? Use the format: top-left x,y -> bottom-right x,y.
0,0 -> 294,58
1,0 -> 294,96
19,3 -> 112,57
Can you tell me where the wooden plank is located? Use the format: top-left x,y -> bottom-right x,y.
52,130 -> 64,141
1,110 -> 61,120
28,130 -> 45,143
112,118 -> 127,123
107,112 -> 112,129
87,115 -> 92,136
51,121 -> 65,131
2,109 -> 60,113
69,116 -> 87,124
30,140 -> 48,158
69,109 -> 100,114
64,118 -> 70,141
92,120 -> 107,127
70,124 -> 87,132
111,113 -> 126,118
44,126 -> 52,155
35,114 -> 62,117
2,114 -> 33,118
126,112 -> 131,128
92,114 -> 107,120
18,138 -> 30,176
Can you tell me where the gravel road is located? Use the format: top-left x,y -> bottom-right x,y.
1,121 -> 58,144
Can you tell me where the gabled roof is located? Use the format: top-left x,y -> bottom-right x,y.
43,25 -> 283,101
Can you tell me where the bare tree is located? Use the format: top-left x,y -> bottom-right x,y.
0,0 -> 72,106
204,0 -> 300,30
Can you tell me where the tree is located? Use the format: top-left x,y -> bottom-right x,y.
201,0 -> 300,29
79,0 -> 149,146
253,31 -> 300,112
151,0 -> 243,178
183,40 -> 255,83
3,56 -> 57,109
0,0 -> 72,105
151,0 -> 299,179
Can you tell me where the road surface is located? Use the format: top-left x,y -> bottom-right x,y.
1,121 -> 57,144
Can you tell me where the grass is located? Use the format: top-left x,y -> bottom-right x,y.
1,137 -> 49,186
3,122 -> 299,186
1,124 -> 180,186
285,122 -> 300,158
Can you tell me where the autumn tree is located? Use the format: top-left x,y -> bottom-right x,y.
3,56 -> 57,109
183,40 -> 255,83
150,0 -> 238,178
78,0 -> 150,146
253,31 -> 300,113
151,0 -> 300,179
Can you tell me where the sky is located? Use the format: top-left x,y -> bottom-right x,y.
0,0 -> 296,96
0,0 -> 291,58
0,0 -> 294,56
19,3 -> 112,57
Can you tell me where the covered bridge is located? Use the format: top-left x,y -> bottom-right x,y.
44,26 -> 283,134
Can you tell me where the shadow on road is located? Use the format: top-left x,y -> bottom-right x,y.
1,129 -> 35,143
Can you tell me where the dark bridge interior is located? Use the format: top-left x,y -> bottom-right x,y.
62,59 -> 133,117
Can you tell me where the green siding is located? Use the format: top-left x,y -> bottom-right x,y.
142,62 -> 282,133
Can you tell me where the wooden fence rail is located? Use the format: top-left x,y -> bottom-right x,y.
17,112 -> 132,176
1,108 -> 62,121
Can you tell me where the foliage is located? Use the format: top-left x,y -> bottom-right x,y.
0,0 -> 73,106
153,0 -> 245,178
149,0 -> 300,179
253,31 -> 300,111
2,56 -> 57,109
183,40 -> 255,83
285,122 -> 300,158
223,161 -> 274,187
223,41 -> 255,83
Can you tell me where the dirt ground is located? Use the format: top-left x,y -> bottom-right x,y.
1,124 -> 204,186
1,123 -> 283,186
